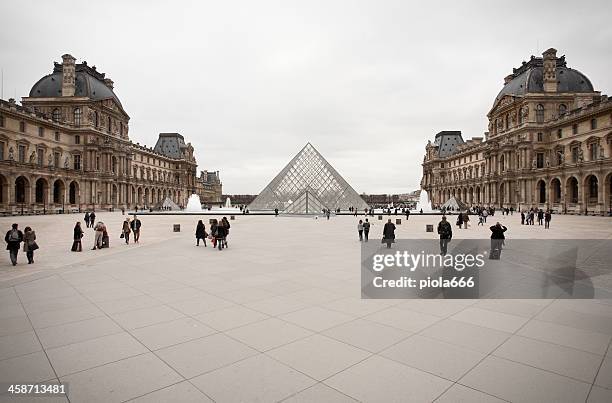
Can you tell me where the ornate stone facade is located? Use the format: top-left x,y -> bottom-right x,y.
422,48 -> 612,214
0,54 -> 222,213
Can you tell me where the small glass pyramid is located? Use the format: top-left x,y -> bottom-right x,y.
248,143 -> 369,214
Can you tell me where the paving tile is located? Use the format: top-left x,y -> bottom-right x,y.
22,294 -> 92,315
166,294 -> 235,316
155,333 -> 258,378
395,299 -> 474,317
130,317 -> 216,350
595,356 -> 612,389
517,319 -> 611,355
322,318 -> 410,353
46,332 -> 148,376
450,307 -> 529,333
419,318 -> 511,354
0,303 -> 27,320
130,381 -> 213,403
493,335 -> 602,382
37,316 -> 123,349
110,305 -> 185,330
363,306 -> 440,333
588,386 -> 612,403
473,299 -> 546,318
281,383 -> 358,403
225,318 -> 313,351
0,351 -> 55,383
325,355 -> 451,403
191,354 -> 315,402
193,305 -> 269,331
536,304 -> 612,335
244,295 -> 311,316
460,356 -> 591,403
0,331 -> 41,360
95,295 -> 164,315
0,315 -> 32,337
267,334 -> 371,380
28,304 -> 104,329
279,306 -> 354,332
60,353 -> 182,403
435,384 -> 506,403
381,335 -> 486,381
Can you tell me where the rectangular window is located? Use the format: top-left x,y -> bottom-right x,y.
557,129 -> 562,139
571,147 -> 579,163
537,132 -> 543,142
0,141 -> 4,160
0,115 -> 4,127
75,135 -> 80,145
536,152 -> 544,168
54,152 -> 60,168
73,154 -> 81,170
38,127 -> 44,137
19,121 -> 25,132
18,145 -> 26,163
55,132 -> 60,141
96,156 -> 100,170
37,149 -> 43,166
591,118 -> 597,130
590,144 -> 598,160
572,124 -> 578,135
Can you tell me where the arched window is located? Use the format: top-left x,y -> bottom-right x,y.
52,108 -> 61,122
94,112 -> 99,128
536,104 -> 544,123
589,176 -> 598,199
518,108 -> 523,125
107,116 -> 112,133
119,122 -> 123,136
559,104 -> 567,116
73,108 -> 81,126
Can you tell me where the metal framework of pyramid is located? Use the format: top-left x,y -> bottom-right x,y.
248,143 -> 369,214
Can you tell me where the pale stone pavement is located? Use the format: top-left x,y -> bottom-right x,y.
0,212 -> 611,402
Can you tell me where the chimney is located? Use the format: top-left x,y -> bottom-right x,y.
61,54 -> 76,97
504,74 -> 514,85
103,78 -> 114,89
542,48 -> 558,93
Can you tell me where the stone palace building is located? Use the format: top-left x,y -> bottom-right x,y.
0,54 -> 221,214
422,48 -> 612,214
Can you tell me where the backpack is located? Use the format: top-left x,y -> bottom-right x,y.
8,229 -> 20,242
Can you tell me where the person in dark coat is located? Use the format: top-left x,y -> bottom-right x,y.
437,216 -> 453,255
489,222 -> 507,259
195,220 -> 207,246
22,226 -> 37,264
456,213 -> 463,229
215,222 -> 226,250
544,210 -> 552,229
84,212 -> 90,228
221,217 -> 230,248
72,222 -> 84,252
89,212 -> 96,228
5,223 -> 24,266
382,219 -> 396,248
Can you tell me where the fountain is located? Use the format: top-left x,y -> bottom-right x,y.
414,189 -> 434,212
225,197 -> 232,208
185,193 -> 203,212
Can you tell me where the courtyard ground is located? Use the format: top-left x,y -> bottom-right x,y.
0,212 -> 611,402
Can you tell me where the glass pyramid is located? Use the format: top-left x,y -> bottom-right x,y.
248,143 -> 369,214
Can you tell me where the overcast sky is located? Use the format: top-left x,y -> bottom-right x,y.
2,0 -> 612,194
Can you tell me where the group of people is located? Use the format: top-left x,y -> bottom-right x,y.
195,217 -> 231,250
356,219 -> 372,241
71,214 -> 142,252
521,208 -> 552,228
4,224 -> 37,266
437,216 -> 507,257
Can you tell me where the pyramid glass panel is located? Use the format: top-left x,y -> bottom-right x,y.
248,143 -> 369,214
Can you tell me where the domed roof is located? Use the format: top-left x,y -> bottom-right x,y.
495,55 -> 594,103
29,62 -> 123,108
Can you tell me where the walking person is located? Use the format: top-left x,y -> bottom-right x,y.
478,212 -> 484,226
406,209 -> 411,220
221,217 -> 230,248
357,220 -> 364,241
210,220 -> 218,249
89,212 -> 96,228
84,212 -> 90,228
92,221 -> 105,250
5,224 -> 24,266
382,219 -> 396,249
463,212 -> 470,229
131,215 -> 142,243
437,216 -> 453,255
489,222 -> 507,260
121,218 -> 131,244
456,213 -> 464,230
22,226 -> 38,264
544,210 -> 552,229
363,219 -> 371,242
195,220 -> 207,246
537,209 -> 544,225
482,208 -> 488,223
521,211 -> 525,225
215,221 -> 226,250
71,222 -> 84,252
